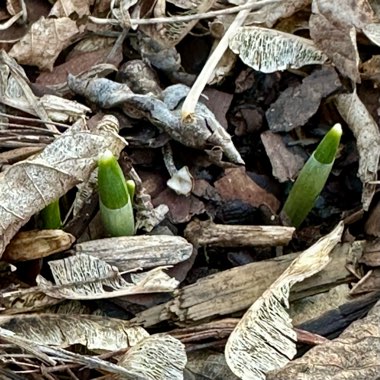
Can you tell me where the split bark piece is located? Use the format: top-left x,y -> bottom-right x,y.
133,241 -> 355,327
74,235 -> 193,272
184,219 -> 294,247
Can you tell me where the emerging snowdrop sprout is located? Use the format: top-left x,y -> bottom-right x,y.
40,199 -> 62,229
281,123 -> 342,227
98,150 -> 135,236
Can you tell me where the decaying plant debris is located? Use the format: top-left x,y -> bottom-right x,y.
0,0 -> 380,379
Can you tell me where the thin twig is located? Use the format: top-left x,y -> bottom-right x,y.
89,0 -> 281,26
0,112 -> 70,129
0,12 -> 23,30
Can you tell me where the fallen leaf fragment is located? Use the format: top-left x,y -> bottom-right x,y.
0,314 -> 148,351
265,66 -> 341,132
229,26 -> 327,73
309,0 -> 374,82
9,17 -> 79,71
49,0 -> 91,18
267,299 -> 380,380
225,222 -> 344,380
0,115 -> 126,258
335,91 -> 380,210
251,0 -> 312,28
153,189 -> 205,224
37,254 -> 179,300
214,167 -> 280,212
261,131 -> 305,182
116,334 -> 187,380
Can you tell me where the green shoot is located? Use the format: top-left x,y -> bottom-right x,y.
281,124 -> 342,228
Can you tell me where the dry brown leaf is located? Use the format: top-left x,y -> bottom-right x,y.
37,254 -> 179,300
225,222 -> 344,380
312,0 -> 375,29
9,17 -> 80,71
261,131 -> 305,182
249,0 -> 311,28
140,0 -> 214,47
361,55 -> 380,85
214,167 -> 280,212
229,26 -> 327,73
49,0 -> 92,18
309,0 -> 375,82
116,334 -> 187,380
153,189 -> 205,224
335,91 -> 380,210
265,66 -> 341,132
0,115 -> 126,258
0,314 -> 148,352
267,299 -> 380,380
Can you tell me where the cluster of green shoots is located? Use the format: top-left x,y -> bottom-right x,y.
41,150 -> 135,237
41,124 -> 341,234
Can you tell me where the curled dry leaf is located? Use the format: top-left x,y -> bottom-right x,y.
0,314 -> 148,352
229,26 -> 328,73
116,334 -> 187,380
0,115 -> 126,258
9,17 -> 80,71
225,222 -> 344,380
335,91 -> 380,210
37,254 -> 179,300
68,76 -> 244,164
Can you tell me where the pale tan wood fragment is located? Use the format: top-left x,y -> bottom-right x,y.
184,219 -> 295,247
74,235 -> 193,271
2,230 -> 75,262
133,243 -> 355,327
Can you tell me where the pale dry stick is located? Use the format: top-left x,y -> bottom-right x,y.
89,0 -> 281,26
0,12 -> 23,30
0,112 -> 70,129
0,52 -> 60,134
181,0 -> 280,120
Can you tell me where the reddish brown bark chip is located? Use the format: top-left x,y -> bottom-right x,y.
214,167 -> 280,213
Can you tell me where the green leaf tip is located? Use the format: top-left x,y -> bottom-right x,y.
98,150 -> 129,210
314,123 -> 342,164
40,199 -> 62,229
97,150 -> 135,236
281,124 -> 342,228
